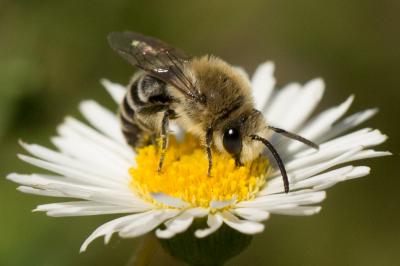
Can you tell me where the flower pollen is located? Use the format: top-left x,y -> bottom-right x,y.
129,135 -> 269,208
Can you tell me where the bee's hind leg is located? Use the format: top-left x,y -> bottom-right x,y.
157,110 -> 172,173
206,126 -> 213,177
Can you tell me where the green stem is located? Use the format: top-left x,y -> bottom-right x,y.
159,220 -> 252,266
126,235 -> 158,266
190,264 -> 224,266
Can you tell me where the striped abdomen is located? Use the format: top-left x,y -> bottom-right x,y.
119,73 -> 171,147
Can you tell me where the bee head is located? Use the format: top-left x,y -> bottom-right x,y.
215,109 -> 269,165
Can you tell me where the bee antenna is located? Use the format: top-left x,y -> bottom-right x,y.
250,134 -> 289,193
268,126 -> 319,150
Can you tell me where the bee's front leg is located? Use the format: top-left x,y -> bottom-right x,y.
206,126 -> 213,177
157,110 -> 172,173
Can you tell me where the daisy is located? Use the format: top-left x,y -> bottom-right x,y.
7,61 -> 389,253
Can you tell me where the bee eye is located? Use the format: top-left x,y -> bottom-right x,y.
223,127 -> 242,156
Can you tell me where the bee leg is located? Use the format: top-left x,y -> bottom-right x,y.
206,126 -> 213,177
157,110 -> 171,173
234,157 -> 243,167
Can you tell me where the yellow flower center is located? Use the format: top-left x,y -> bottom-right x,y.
129,135 -> 269,208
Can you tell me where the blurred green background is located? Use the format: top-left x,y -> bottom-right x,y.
1,0 -> 399,265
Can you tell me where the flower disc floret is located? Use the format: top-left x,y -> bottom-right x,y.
130,136 -> 269,208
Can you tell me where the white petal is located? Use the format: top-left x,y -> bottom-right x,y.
195,214 -> 223,238
79,100 -> 125,144
342,149 -> 391,162
264,83 -> 301,126
251,61 -> 276,110
272,129 -> 386,176
289,147 -> 362,182
210,196 -> 236,209
294,128 -> 387,159
150,192 -> 189,208
119,210 -> 179,238
319,108 -> 378,142
184,207 -> 210,217
345,166 -> 371,180
51,136 -> 130,179
269,206 -> 321,216
35,201 -> 117,211
34,201 -> 146,217
49,185 -> 144,207
277,78 -> 325,131
220,211 -> 264,234
156,216 -> 193,238
156,208 -> 207,238
263,166 -> 369,195
8,172 -> 114,192
101,79 -> 126,104
7,173 -> 148,209
287,95 -> 354,152
8,172 -> 149,208
80,211 -> 155,252
237,191 -> 326,210
233,208 -> 270,222
281,145 -> 356,174
55,117 -> 134,171
287,166 -> 355,191
64,116 -> 134,160
19,141 -> 127,183
263,147 -> 362,195
17,186 -> 64,197
259,190 -> 327,207
17,155 -> 125,189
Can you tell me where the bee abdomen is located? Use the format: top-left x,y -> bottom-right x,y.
119,74 -> 170,148
119,97 -> 146,147
120,115 -> 144,147
127,75 -> 167,107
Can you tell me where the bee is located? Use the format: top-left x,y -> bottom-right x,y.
108,31 -> 319,193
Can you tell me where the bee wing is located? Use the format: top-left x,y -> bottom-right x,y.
108,31 -> 202,102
